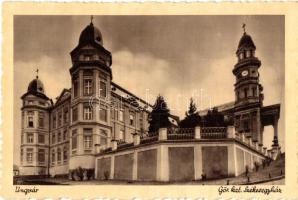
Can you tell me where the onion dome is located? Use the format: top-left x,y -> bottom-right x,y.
79,22 -> 103,46
21,76 -> 49,100
27,78 -> 45,94
236,32 -> 256,54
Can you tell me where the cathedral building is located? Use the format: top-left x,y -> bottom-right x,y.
19,20 -> 281,181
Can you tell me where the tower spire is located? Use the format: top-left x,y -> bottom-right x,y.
36,68 -> 39,79
242,23 -> 246,34
90,15 -> 94,24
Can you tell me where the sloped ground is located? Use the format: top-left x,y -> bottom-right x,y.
200,153 -> 285,185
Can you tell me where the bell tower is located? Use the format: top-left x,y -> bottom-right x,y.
68,18 -> 112,171
233,25 -> 264,144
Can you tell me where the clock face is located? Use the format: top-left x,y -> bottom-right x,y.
241,70 -> 248,77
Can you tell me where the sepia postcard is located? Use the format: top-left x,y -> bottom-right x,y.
1,2 -> 298,199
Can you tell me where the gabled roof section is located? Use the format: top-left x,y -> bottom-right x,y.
53,88 -> 71,106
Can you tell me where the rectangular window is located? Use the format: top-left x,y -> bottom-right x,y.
63,129 -> 67,141
129,112 -> 135,126
64,108 -> 69,124
28,111 -> 34,128
27,133 -> 34,143
100,104 -> 107,122
83,78 -> 93,95
38,112 -> 45,128
100,81 -> 107,98
57,148 -> 62,162
84,135 -> 92,149
83,105 -> 93,120
58,131 -> 62,143
73,77 -> 79,98
26,148 -> 33,163
252,87 -> 257,97
28,100 -> 33,105
84,129 -> 92,149
38,134 -> 45,143
72,129 -> 78,150
72,107 -> 78,122
51,149 -> 55,164
21,134 -> 24,144
63,147 -> 68,161
52,132 -> 56,144
38,149 -> 45,163
53,115 -> 56,129
244,88 -> 248,98
58,111 -> 62,127
119,110 -> 124,122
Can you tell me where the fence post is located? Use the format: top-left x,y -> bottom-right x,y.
227,126 -> 235,138
195,126 -> 201,139
247,136 -> 252,146
111,140 -> 118,151
133,133 -> 140,146
158,128 -> 167,141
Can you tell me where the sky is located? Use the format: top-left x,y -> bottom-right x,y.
13,15 -> 284,165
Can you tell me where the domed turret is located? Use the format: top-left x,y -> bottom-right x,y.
79,22 -> 103,46
27,77 -> 45,94
236,32 -> 256,54
21,73 -> 49,100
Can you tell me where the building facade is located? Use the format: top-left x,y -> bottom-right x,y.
19,21 -> 151,176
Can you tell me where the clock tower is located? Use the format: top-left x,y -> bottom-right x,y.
233,26 -> 264,144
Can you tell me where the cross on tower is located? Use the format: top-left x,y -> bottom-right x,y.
36,68 -> 39,79
242,23 -> 246,33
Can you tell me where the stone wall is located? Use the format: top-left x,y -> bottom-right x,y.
137,149 -> 157,181
114,153 -> 133,180
236,147 -> 245,175
168,147 -> 194,181
202,146 -> 228,179
96,157 -> 111,180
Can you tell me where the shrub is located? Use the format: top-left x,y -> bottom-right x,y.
86,169 -> 94,180
76,167 -> 84,181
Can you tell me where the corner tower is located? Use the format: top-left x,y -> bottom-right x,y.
233,26 -> 264,144
20,73 -> 51,175
68,19 -> 112,171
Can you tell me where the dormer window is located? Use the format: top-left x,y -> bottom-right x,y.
239,52 -> 244,60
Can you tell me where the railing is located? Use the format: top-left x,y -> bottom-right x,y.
201,127 -> 227,139
117,142 -> 134,150
167,128 -> 195,140
101,147 -> 112,153
140,136 -> 158,144
167,128 -> 195,135
201,127 -> 227,133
